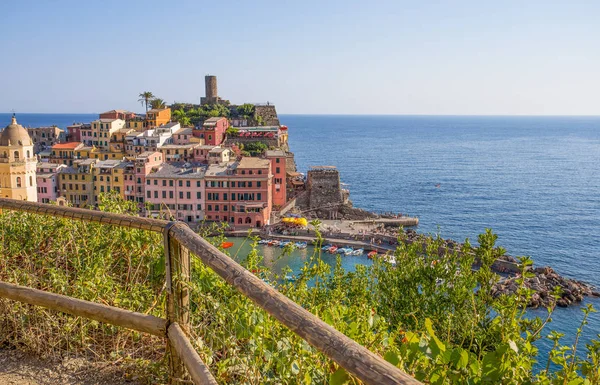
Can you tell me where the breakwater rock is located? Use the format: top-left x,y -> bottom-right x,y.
492,267 -> 600,308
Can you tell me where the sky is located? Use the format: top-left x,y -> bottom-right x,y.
1,0 -> 599,115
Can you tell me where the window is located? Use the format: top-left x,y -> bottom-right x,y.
179,192 -> 183,199
16,177 -> 21,187
29,176 -> 33,186
169,180 -> 173,187
169,191 -> 173,199
257,193 -> 262,200
162,191 -> 166,198
207,205 -> 212,211
224,205 -> 228,211
276,167 -> 280,173
196,181 -> 201,187
147,180 -> 150,185
147,191 -> 151,198
215,205 -> 219,211
257,181 -> 261,187
276,158 -> 280,163
154,191 -> 158,198
196,192 -> 201,199
154,180 -> 158,185
186,181 -> 190,187
258,170 -> 262,175
197,204 -> 201,210
162,180 -> 166,186
187,192 -> 191,199
223,193 -> 228,200
248,182 -> 252,188
179,180 -> 183,187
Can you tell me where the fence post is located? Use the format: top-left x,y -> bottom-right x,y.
165,222 -> 191,384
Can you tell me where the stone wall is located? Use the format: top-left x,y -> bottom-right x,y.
307,168 -> 343,209
225,136 -> 280,149
254,105 -> 280,126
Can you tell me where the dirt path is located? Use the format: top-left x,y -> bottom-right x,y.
0,349 -> 141,385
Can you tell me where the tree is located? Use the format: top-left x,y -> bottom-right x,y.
138,91 -> 154,113
150,98 -> 166,109
172,108 -> 187,122
237,103 -> 255,119
179,116 -> 191,127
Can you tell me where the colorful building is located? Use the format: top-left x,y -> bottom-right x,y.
36,163 -> 67,203
81,119 -> 126,149
173,127 -> 194,145
194,117 -> 228,146
99,110 -> 137,120
27,126 -> 65,153
123,151 -> 163,205
50,142 -> 85,166
66,123 -> 88,142
146,108 -> 171,128
145,162 -> 206,223
92,160 -> 126,199
159,144 -> 199,163
59,159 -> 97,207
0,116 -> 38,201
265,150 -> 287,207
204,157 -> 272,228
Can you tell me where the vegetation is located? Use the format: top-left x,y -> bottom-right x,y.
242,141 -> 268,156
150,98 -> 166,110
0,194 -> 599,384
138,91 -> 155,113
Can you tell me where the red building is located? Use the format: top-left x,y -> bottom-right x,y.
204,157 -> 272,228
99,110 -> 137,120
194,117 -> 228,146
66,123 -> 88,142
265,150 -> 287,207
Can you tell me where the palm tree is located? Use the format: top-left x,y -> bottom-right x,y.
179,116 -> 191,127
138,91 -> 154,113
150,98 -> 166,110
172,108 -> 186,122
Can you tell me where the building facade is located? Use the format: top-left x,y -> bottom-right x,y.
0,116 -> 38,201
194,117 -> 228,146
27,126 -> 65,153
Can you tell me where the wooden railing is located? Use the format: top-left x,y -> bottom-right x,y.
0,198 -> 420,385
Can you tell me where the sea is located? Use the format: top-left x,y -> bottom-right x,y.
3,112 -> 599,367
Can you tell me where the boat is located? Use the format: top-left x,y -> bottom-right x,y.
337,248 -> 347,254
321,244 -> 332,251
284,274 -> 297,282
344,248 -> 354,255
367,251 -> 377,259
383,255 -> 397,266
271,240 -> 280,247
352,248 -> 364,256
259,239 -> 270,245
295,242 -> 307,249
328,246 -> 338,254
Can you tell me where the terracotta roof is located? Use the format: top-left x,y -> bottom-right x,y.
52,142 -> 82,150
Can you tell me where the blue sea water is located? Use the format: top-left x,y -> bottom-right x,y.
3,112 -> 599,366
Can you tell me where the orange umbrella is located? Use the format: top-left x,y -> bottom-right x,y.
220,242 -> 234,249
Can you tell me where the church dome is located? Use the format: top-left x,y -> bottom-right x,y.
0,115 -> 33,146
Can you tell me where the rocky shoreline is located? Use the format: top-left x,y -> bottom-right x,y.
492,266 -> 600,308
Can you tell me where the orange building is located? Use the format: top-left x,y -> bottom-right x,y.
146,108 -> 171,128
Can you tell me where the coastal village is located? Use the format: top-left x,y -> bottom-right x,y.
0,75 -> 596,309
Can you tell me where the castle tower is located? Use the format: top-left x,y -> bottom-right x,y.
204,75 -> 218,104
0,115 -> 38,201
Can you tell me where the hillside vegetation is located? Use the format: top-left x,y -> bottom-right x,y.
0,193 -> 598,384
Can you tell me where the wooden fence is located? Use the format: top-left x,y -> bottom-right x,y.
0,198 -> 421,385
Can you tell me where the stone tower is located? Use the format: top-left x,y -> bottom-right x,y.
0,115 -> 38,201
204,75 -> 218,104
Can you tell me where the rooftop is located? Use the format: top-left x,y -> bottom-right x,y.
95,160 -> 125,168
100,109 -> 134,115
92,119 -> 123,123
205,162 -> 237,177
174,127 -> 193,135
265,150 -> 287,157
159,144 -> 199,149
238,157 -> 270,169
52,142 -> 82,150
148,162 -> 207,179
147,108 -> 170,113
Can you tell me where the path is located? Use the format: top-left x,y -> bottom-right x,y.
0,349 -> 141,385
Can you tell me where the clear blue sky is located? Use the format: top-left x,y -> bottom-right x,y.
2,0 -> 599,115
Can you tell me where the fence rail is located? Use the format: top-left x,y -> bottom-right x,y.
0,198 -> 420,385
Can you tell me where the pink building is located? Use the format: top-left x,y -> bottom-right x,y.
66,123 -> 88,142
173,127 -> 194,145
146,162 -> 207,223
193,145 -> 218,163
99,110 -> 137,120
123,151 -> 163,206
265,150 -> 287,208
204,157 -> 272,229
36,163 -> 67,203
194,117 -> 228,146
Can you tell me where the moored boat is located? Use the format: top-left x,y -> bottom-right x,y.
352,248 -> 364,256
367,251 -> 377,259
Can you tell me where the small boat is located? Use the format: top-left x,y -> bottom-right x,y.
321,244 -> 332,251
344,248 -> 354,255
367,251 -> 377,259
337,248 -> 347,254
383,255 -> 397,266
352,248 -> 364,256
284,275 -> 297,282
271,240 -> 280,247
328,246 -> 338,254
295,242 -> 307,249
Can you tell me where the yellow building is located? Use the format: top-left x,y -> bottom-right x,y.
59,159 -> 96,207
0,115 -> 38,201
126,117 -> 146,132
146,108 -> 171,128
92,160 -> 127,201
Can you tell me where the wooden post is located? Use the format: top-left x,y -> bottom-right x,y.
165,222 -> 191,384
